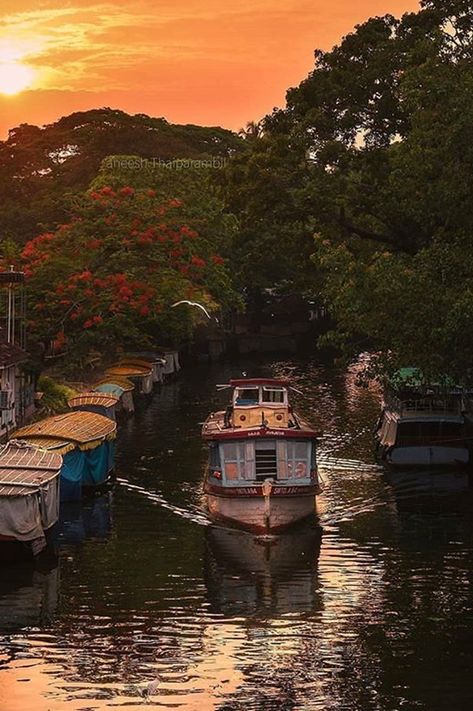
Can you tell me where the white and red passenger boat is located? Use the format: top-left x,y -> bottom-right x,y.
202,378 -> 321,533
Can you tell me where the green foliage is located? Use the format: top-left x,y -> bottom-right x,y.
225,0 -> 473,380
37,376 -> 77,414
0,108 -> 242,245
17,184 -> 238,369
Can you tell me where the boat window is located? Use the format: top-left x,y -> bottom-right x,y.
276,440 -> 311,480
220,441 -> 254,480
397,420 -> 463,445
262,387 -> 286,404
235,388 -> 259,406
209,443 -> 220,469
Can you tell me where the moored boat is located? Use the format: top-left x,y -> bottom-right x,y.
124,353 -> 167,384
0,441 -> 62,558
68,392 -> 119,421
105,362 -> 154,396
15,411 -> 117,502
202,378 -> 321,533
93,376 -> 135,414
374,368 -> 471,467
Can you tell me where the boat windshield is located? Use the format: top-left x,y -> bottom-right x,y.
235,388 -> 259,405
261,387 -> 285,403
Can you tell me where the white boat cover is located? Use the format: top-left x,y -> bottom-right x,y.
0,442 -> 62,551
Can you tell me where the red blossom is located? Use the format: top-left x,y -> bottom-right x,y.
120,186 -> 135,197
191,255 -> 206,268
211,255 -> 225,265
86,239 -> 102,250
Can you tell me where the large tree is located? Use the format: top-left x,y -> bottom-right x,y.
0,108 -> 242,245
14,184 -> 237,370
225,0 -> 473,379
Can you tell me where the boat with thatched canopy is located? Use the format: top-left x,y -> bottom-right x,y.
93,376 -> 135,414
0,441 -> 62,558
105,362 -> 154,396
68,392 -> 119,421
125,352 -> 167,383
202,378 -> 321,533
15,411 -> 117,502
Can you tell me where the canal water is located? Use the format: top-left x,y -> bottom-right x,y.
2,358 -> 473,711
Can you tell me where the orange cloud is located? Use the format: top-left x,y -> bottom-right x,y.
0,0 -> 419,137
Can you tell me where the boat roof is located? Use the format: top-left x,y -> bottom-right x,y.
0,442 -> 62,497
68,392 -> 119,409
229,378 -> 290,388
106,363 -> 152,378
15,411 -> 116,446
125,352 -> 166,364
385,410 -> 465,424
93,376 -> 135,392
202,411 -> 319,440
117,358 -> 156,370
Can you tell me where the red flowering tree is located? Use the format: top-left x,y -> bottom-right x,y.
21,185 -> 237,366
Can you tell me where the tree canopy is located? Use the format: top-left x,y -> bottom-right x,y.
224,0 -> 473,380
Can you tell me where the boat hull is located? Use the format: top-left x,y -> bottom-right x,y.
205,484 -> 318,534
380,445 -> 470,468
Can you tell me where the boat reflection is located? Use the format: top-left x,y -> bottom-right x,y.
204,524 -> 322,616
385,468 -> 473,514
0,556 -> 59,634
56,492 -> 113,545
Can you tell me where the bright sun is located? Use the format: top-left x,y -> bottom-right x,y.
0,60 -> 35,95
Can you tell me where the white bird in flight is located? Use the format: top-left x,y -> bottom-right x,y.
171,300 -> 219,323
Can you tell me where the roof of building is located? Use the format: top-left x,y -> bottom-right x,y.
0,441 -> 62,497
0,342 -> 28,367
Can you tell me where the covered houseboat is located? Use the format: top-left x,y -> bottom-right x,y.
0,441 -> 62,558
202,378 -> 320,533
15,411 -> 117,501
93,376 -> 135,414
68,392 -> 119,421
374,369 -> 471,467
106,362 -> 154,397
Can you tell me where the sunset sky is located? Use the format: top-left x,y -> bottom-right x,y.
0,0 -> 419,138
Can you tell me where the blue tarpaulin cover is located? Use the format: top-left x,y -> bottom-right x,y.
60,442 -> 113,501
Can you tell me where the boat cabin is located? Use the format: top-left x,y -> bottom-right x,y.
208,436 -> 316,485
375,370 -> 471,466
204,378 -> 318,486
227,378 -> 292,429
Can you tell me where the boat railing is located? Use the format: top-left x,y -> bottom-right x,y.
386,393 -> 465,417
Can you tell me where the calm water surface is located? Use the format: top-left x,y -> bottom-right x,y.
2,359 -> 473,711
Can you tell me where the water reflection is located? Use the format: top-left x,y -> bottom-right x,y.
56,492 -> 113,545
386,468 -> 473,513
2,359 -> 473,710
0,557 -> 58,635
204,524 -> 322,616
